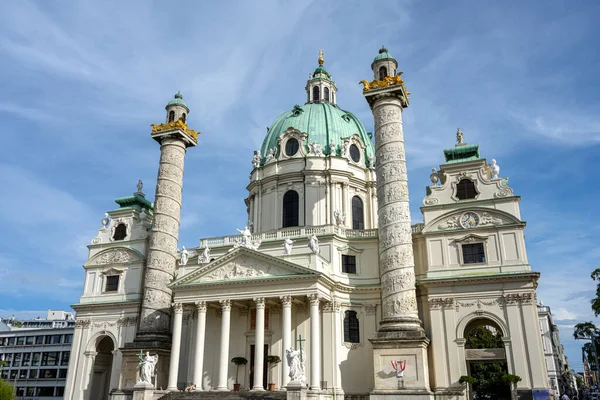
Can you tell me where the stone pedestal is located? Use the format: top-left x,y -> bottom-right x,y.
370,335 -> 433,400
132,382 -> 155,400
286,382 -> 307,400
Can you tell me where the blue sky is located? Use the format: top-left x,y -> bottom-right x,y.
0,0 -> 599,372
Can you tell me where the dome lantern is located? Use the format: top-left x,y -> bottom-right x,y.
371,45 -> 398,81
165,91 -> 190,124
305,49 -> 338,105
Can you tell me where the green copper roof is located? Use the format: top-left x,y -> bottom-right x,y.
373,46 -> 397,63
261,102 -> 375,165
166,91 -> 189,111
312,65 -> 331,79
443,144 -> 481,164
114,194 -> 154,214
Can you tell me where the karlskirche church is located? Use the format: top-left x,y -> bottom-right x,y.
64,48 -> 551,400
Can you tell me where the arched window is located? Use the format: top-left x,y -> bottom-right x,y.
282,190 -> 299,228
456,179 -> 478,200
113,223 -> 127,241
379,66 -> 388,81
312,86 -> 320,103
352,196 -> 364,229
168,110 -> 175,122
181,113 -> 186,123
324,87 -> 330,102
344,311 -> 360,343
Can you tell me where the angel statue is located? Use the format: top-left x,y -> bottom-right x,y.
283,238 -> 294,255
308,234 -> 320,254
329,140 -> 337,156
199,247 -> 211,264
286,348 -> 306,383
265,147 -> 276,163
456,128 -> 464,145
333,210 -> 345,226
252,151 -> 262,168
179,246 -> 189,266
236,226 -> 252,246
138,351 -> 159,385
136,179 -> 143,193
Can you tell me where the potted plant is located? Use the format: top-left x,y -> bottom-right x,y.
266,355 -> 281,391
502,374 -> 521,400
231,357 -> 248,391
459,375 -> 477,400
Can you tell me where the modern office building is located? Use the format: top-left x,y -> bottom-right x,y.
0,309 -> 74,398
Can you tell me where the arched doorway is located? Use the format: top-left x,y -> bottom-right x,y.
464,318 -> 510,400
89,336 -> 114,400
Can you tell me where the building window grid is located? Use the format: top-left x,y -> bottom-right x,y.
105,275 -> 120,292
456,179 -> 478,200
343,310 -> 360,343
282,190 -> 300,228
462,243 -> 486,264
342,255 -> 357,274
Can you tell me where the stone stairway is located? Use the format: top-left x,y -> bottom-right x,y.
158,391 -> 288,400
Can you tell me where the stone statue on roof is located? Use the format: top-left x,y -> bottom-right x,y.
456,128 -> 464,145
136,180 -> 143,193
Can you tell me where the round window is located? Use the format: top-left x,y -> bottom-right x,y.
285,138 -> 300,156
349,144 -> 361,163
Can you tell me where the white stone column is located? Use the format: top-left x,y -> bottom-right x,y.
109,349 -> 121,391
252,297 -> 266,391
193,301 -> 207,391
167,303 -> 183,391
82,351 -> 97,400
138,137 -> 189,340
371,95 -> 421,331
281,295 -> 292,388
216,300 -> 231,391
308,294 -> 321,391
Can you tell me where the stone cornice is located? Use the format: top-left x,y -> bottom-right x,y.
417,272 -> 539,287
72,300 -> 141,311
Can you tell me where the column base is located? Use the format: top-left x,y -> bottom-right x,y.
370,390 -> 434,400
215,387 -> 230,392
251,387 -> 266,391
166,386 -> 179,392
369,334 -> 432,395
132,383 -> 156,400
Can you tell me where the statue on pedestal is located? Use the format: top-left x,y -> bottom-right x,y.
283,238 -> 294,255
286,348 -> 306,384
138,351 -> 159,386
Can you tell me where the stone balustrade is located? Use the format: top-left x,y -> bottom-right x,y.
199,224 -> 425,249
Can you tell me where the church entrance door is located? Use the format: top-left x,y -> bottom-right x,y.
249,344 -> 268,390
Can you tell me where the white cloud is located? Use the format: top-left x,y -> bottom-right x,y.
553,308 -> 578,321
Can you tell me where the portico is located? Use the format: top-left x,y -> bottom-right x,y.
167,247 -> 333,392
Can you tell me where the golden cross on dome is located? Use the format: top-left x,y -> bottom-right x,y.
318,49 -> 324,65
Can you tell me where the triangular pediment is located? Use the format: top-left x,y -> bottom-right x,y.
171,247 -> 319,287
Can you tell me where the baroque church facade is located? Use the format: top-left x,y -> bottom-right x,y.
64,48 -> 551,400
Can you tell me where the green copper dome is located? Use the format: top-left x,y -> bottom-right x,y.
372,46 -> 397,67
312,65 -> 331,79
261,103 -> 374,165
166,91 -> 189,111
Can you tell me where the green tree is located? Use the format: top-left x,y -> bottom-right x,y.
590,268 -> 600,316
466,326 -> 511,399
0,378 -> 13,400
573,321 -> 600,339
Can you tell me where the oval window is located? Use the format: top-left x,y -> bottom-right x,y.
349,144 -> 361,163
285,138 -> 300,156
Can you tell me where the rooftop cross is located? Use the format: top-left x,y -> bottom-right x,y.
318,49 -> 324,65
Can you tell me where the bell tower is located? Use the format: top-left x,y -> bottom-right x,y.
361,47 -> 433,399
